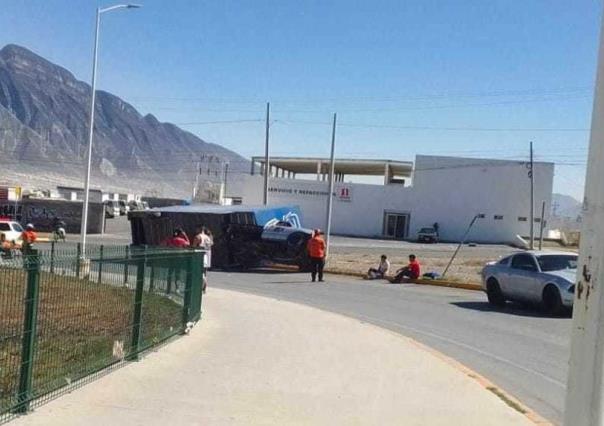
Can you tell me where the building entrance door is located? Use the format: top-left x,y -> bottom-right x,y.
383,212 -> 409,239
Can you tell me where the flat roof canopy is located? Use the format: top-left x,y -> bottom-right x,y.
252,156 -> 413,177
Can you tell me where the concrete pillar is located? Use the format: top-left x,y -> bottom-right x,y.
316,161 -> 322,181
384,163 -> 391,185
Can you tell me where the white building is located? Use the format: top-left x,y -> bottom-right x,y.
226,155 -> 554,244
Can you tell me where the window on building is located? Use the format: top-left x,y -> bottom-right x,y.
494,215 -> 503,220
534,218 -> 541,223
518,217 -> 528,222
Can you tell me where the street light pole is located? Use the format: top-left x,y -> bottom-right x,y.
263,102 -> 270,205
325,113 -> 337,256
79,4 -> 140,255
529,141 -> 535,250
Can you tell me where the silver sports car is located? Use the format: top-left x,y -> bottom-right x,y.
481,251 -> 577,314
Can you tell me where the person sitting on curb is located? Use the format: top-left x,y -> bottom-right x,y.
391,254 -> 421,283
366,255 -> 390,279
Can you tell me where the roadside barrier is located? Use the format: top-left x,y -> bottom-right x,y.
0,244 -> 204,424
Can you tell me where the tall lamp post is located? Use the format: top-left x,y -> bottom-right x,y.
80,4 -> 141,255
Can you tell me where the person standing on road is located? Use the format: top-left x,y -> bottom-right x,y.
306,229 -> 326,282
392,254 -> 421,283
21,223 -> 37,253
192,225 -> 213,293
192,226 -> 205,248
201,226 -> 214,268
164,228 -> 190,248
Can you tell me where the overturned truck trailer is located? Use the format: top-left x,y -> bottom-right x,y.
129,204 -> 313,269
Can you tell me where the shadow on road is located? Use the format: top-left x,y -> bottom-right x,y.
220,267 -> 302,275
451,301 -> 571,319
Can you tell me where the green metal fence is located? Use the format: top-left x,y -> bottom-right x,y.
0,244 -> 204,424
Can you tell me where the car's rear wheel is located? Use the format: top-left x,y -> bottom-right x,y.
486,278 -> 506,307
542,285 -> 563,316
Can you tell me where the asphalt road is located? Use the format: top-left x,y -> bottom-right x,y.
62,217 -> 570,423
208,270 -> 570,425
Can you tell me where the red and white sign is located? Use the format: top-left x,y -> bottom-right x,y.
337,186 -> 352,202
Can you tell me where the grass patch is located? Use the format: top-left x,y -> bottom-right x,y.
0,268 -> 182,417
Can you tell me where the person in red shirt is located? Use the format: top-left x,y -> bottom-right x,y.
306,229 -> 326,282
164,228 -> 190,248
392,254 -> 421,283
21,223 -> 37,253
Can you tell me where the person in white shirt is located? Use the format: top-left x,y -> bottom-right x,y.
366,255 -> 390,279
192,226 -> 214,293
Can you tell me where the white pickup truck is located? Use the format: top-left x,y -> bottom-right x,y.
0,219 -> 23,243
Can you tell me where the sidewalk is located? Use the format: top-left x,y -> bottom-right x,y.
12,288 -> 534,426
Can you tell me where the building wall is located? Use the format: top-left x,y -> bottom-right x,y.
409,156 -> 554,243
225,155 -> 555,244
56,187 -> 103,203
0,198 -> 105,233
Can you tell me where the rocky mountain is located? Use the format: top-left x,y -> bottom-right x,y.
552,193 -> 582,219
0,44 -> 247,197
549,193 -> 582,231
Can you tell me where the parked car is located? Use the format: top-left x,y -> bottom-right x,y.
104,200 -> 120,218
128,200 -> 144,211
481,251 -> 577,314
118,200 -> 129,216
417,227 -> 439,243
0,218 -> 23,243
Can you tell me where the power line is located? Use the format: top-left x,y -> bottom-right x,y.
127,86 -> 591,105
274,119 -> 590,132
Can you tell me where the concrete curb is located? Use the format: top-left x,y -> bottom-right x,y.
404,336 -> 553,425
325,268 -> 483,291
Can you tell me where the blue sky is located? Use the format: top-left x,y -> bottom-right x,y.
0,0 -> 601,199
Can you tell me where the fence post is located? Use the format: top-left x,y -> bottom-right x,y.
182,253 -> 193,331
128,249 -> 145,361
50,241 -> 55,274
149,250 -> 155,293
76,242 -> 81,278
97,245 -> 103,284
16,249 -> 41,413
123,245 -> 130,286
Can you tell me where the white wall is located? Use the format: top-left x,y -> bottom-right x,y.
410,156 -> 554,243
225,155 -> 555,243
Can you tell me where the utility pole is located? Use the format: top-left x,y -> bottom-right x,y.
263,102 -> 270,205
529,141 -> 535,250
564,13 -> 604,426
223,161 -> 229,201
325,113 -> 337,256
538,200 -> 546,250
442,213 -> 484,278
192,160 -> 200,200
